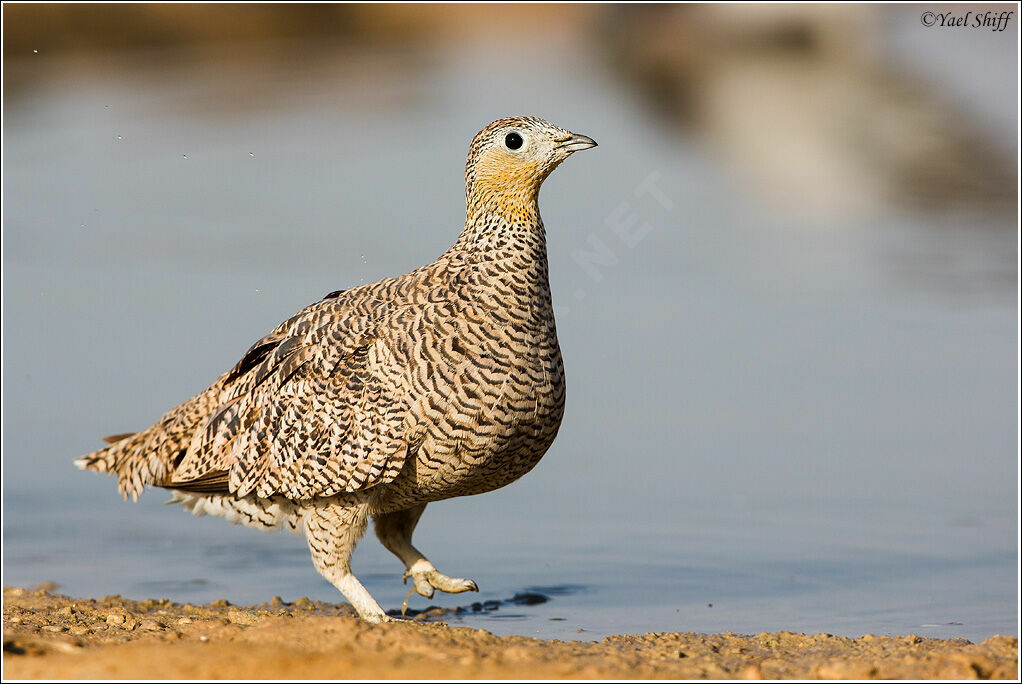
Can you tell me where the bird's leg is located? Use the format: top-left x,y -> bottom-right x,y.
303,501 -> 391,623
374,504 -> 479,613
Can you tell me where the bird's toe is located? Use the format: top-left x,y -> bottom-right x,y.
360,611 -> 391,625
425,570 -> 479,594
414,573 -> 437,599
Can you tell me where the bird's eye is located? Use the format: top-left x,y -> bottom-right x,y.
504,132 -> 524,150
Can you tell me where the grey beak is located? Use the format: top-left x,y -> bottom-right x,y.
557,133 -> 598,153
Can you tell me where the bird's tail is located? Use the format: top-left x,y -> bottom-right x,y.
73,433 -> 132,472
75,382 -> 224,500
75,430 -> 163,501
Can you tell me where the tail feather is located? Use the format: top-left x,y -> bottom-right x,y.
75,436 -> 152,500
74,444 -> 118,473
77,358 -> 248,501
74,432 -> 140,472
102,432 -> 137,445
75,383 -> 224,500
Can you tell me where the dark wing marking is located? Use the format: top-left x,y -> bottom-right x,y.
169,317 -> 413,501
169,470 -> 230,494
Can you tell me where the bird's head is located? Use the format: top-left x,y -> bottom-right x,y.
465,116 -> 597,218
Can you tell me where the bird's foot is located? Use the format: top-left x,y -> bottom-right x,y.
400,559 -> 478,610
358,610 -> 391,624
400,569 -> 479,617
355,603 -> 422,624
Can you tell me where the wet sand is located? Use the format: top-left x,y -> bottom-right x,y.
2,587 -> 1016,679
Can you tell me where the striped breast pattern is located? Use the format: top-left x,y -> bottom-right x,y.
377,247 -> 565,507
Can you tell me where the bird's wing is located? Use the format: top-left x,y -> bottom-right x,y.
169,300 -> 421,500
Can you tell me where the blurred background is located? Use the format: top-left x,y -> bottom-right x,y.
3,4 -> 1017,641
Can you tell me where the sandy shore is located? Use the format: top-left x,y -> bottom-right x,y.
2,587 -> 1016,679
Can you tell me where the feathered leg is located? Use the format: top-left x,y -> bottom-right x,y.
303,501 -> 389,623
374,503 -> 478,613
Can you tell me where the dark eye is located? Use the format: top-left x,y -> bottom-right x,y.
504,132 -> 523,150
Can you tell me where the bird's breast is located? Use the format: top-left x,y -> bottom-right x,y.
401,310 -> 564,498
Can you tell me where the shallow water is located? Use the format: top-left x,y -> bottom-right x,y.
3,19 -> 1017,642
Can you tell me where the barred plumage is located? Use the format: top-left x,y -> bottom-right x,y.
76,116 -> 597,622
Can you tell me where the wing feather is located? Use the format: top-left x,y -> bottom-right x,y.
170,311 -> 414,501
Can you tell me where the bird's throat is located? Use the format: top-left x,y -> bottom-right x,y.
455,203 -> 546,256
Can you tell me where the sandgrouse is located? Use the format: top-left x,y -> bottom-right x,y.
76,116 -> 597,622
